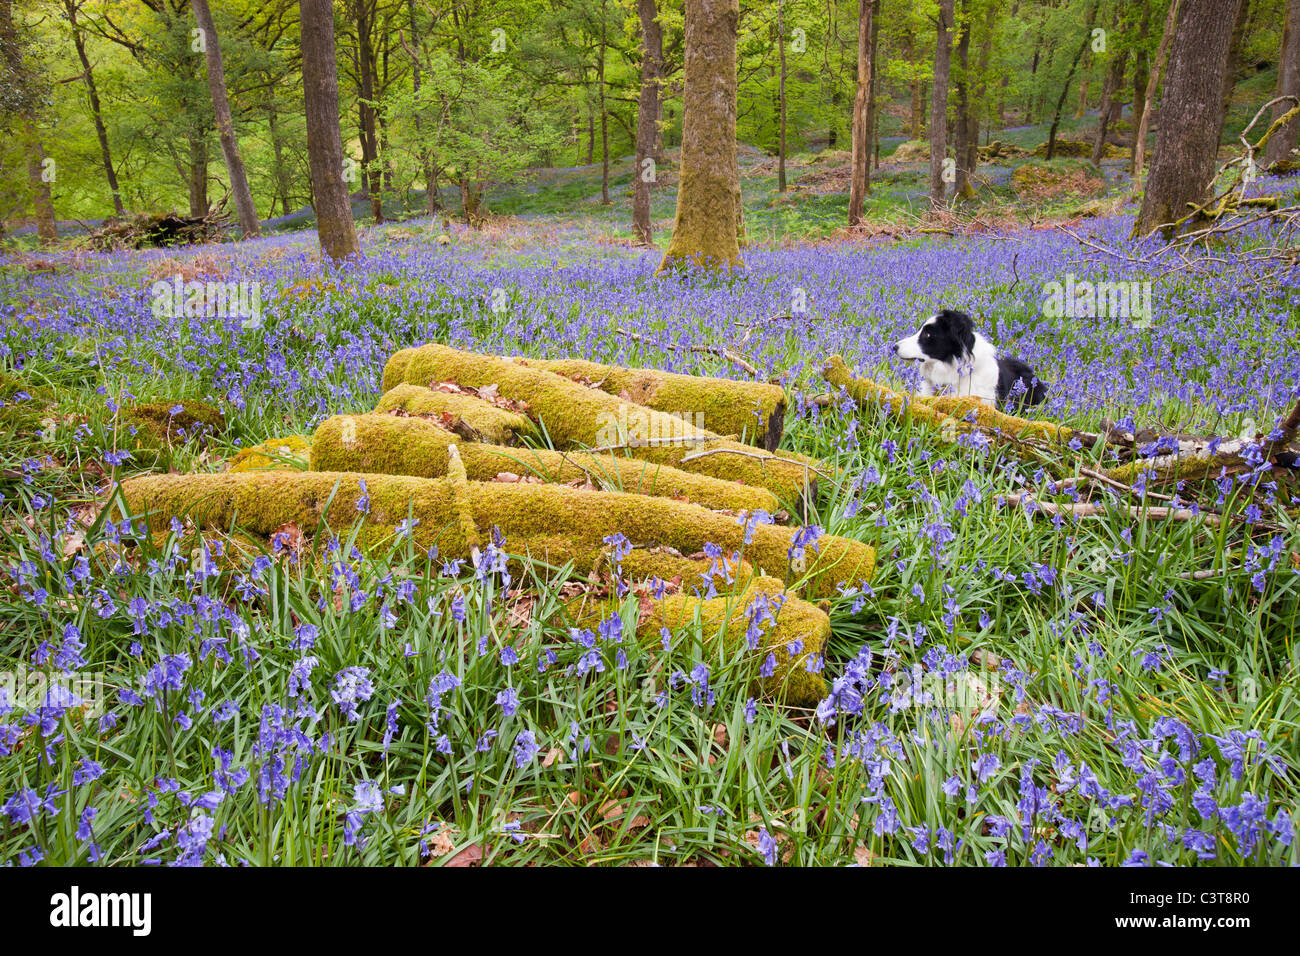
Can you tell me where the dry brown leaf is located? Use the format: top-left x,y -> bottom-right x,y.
444,843 -> 484,867
542,747 -> 562,768
853,846 -> 873,866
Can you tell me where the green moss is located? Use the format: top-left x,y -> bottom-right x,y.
823,355 -> 1073,454
124,400 -> 225,447
310,412 -> 783,512
384,343 -> 818,501
566,575 -> 828,704
374,382 -> 535,445
119,471 -> 874,598
0,372 -> 53,434
510,356 -> 787,451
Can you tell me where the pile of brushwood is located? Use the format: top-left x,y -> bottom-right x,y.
86,203 -> 231,251
116,344 -> 874,705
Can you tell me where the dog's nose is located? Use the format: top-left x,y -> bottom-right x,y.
890,342 -> 899,354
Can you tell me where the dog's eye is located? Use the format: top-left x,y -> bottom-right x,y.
920,329 -> 930,340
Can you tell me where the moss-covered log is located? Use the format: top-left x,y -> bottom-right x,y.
388,349 -> 786,451
565,575 -> 828,704
311,412 -> 783,513
383,343 -> 820,503
118,471 -> 873,597
822,355 -> 1074,444
374,382 -> 535,445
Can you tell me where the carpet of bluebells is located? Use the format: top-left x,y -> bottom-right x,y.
1,188 -> 1298,866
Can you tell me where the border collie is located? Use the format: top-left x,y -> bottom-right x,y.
892,309 -> 1047,409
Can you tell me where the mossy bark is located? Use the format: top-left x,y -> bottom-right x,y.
374,382 -> 535,445
383,343 -> 819,502
658,0 -> 743,272
512,355 -> 786,451
311,412 -> 783,513
566,575 -> 828,704
119,471 -> 873,597
822,355 -> 1074,445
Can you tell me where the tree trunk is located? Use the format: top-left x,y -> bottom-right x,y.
848,0 -> 874,223
352,0 -> 382,223
633,0 -> 663,245
600,0 -> 611,205
1134,0 -> 1241,237
1046,2 -> 1099,160
777,0 -> 787,191
659,0 -> 742,271
1265,0 -> 1300,167
25,124 -> 57,242
300,0 -> 360,260
405,0 -> 438,214
928,0 -> 954,208
952,3 -> 973,200
1133,0 -> 1182,180
866,0 -> 881,173
64,0 -> 124,217
187,133 -> 209,217
1219,0 -> 1248,133
192,0 -> 260,236
1091,48 -> 1128,164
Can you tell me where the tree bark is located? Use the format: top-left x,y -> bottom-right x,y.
300,0 -> 360,259
928,0 -> 955,208
25,123 -> 57,242
848,0 -> 874,224
1133,0 -> 1182,180
63,0 -> 124,217
633,0 -> 663,245
186,133 -> 209,217
192,0 -> 260,236
659,0 -> 742,271
1134,0 -> 1241,237
352,0 -> 382,223
1265,0 -> 1300,167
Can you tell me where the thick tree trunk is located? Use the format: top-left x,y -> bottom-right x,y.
25,124 -> 57,242
1265,0 -> 1300,166
192,0 -> 260,237
300,0 -> 360,260
847,0 -> 874,224
1135,0 -> 1241,237
928,0 -> 954,208
64,0 -> 124,217
633,0 -> 663,245
659,0 -> 742,271
1133,0 -> 1182,180
186,133 -> 208,217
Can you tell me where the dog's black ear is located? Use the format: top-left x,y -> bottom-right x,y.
941,310 -> 976,356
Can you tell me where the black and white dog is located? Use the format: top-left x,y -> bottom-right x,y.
892,309 -> 1047,409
